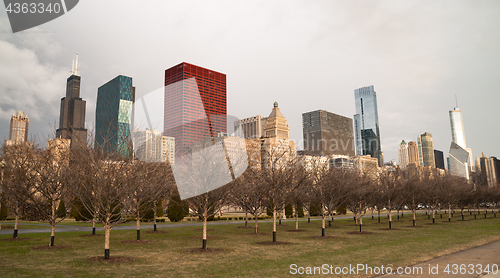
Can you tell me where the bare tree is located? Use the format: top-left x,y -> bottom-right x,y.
28,147 -> 74,246
378,169 -> 400,229
343,170 -> 374,232
0,143 -> 37,238
70,145 -> 147,259
400,166 -> 424,226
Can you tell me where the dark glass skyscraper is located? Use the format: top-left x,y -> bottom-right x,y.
95,75 -> 135,158
56,60 -> 87,145
354,85 -> 383,166
302,110 -> 355,157
164,62 -> 227,157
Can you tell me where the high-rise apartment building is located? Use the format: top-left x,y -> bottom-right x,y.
95,75 -> 135,158
164,62 -> 226,157
434,149 -> 445,170
398,140 -> 409,169
417,132 -> 435,168
234,115 -> 267,139
133,129 -> 163,162
302,110 -> 355,157
408,141 -> 419,166
7,111 -> 29,143
56,55 -> 87,145
354,85 -> 383,166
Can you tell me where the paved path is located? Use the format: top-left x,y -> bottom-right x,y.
377,240 -> 500,278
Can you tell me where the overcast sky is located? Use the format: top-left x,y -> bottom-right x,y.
0,0 -> 499,164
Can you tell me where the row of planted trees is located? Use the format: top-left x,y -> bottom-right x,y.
1,139 -> 500,259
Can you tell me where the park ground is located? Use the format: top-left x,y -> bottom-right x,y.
1,211 -> 500,277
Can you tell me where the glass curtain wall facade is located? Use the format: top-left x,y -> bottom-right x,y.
164,62 -> 227,157
354,85 -> 383,166
95,75 -> 135,158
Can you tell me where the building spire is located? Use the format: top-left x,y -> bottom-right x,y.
70,53 -> 79,76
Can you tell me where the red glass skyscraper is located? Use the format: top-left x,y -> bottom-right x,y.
164,62 -> 227,157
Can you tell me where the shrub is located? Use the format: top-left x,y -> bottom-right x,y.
336,203 -> 347,215
285,203 -> 293,218
0,204 -> 8,220
166,190 -> 188,222
296,202 -> 305,218
56,200 -> 67,218
309,201 -> 321,216
70,197 -> 93,221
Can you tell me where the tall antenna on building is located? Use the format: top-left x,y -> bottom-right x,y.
71,54 -> 75,75
74,54 -> 79,76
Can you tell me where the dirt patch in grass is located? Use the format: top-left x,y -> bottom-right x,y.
1,237 -> 30,241
184,248 -> 225,253
406,225 -> 424,228
194,228 -> 216,231
287,229 -> 307,232
32,245 -> 70,250
255,241 -> 292,245
79,234 -> 104,237
310,236 -> 338,239
87,256 -> 134,263
326,225 -> 341,228
379,228 -> 402,231
144,230 -> 169,234
347,231 -> 375,235
120,240 -> 153,245
0,225 -> 14,229
237,226 -> 253,229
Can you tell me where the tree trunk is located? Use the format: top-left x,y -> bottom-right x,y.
104,225 -> 111,259
50,225 -> 55,246
412,209 -> 416,226
388,208 -> 392,229
359,213 -> 363,232
254,212 -> 259,234
295,211 -> 299,230
153,200 -> 157,232
432,208 -> 435,223
136,212 -> 141,240
245,212 -> 248,227
92,220 -> 96,235
321,212 -> 325,237
448,204 -> 452,222
202,215 -> 207,249
13,206 -> 19,238
378,209 -> 381,223
272,208 -> 277,242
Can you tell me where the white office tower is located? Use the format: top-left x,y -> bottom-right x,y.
449,103 -> 473,175
449,142 -> 470,180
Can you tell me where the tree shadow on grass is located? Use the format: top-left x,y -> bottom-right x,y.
347,231 -> 375,235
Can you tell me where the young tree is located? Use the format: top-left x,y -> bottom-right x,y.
0,143 -> 37,238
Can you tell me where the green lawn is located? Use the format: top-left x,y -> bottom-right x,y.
1,211 -> 499,277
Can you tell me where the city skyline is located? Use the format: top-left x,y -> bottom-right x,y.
0,1 -> 499,162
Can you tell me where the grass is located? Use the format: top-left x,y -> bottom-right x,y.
0,211 -> 499,277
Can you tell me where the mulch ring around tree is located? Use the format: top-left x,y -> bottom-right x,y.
237,226 -> 254,229
184,248 -> 226,253
1,237 -> 30,241
32,245 -> 70,250
325,225 -> 341,228
346,231 -> 375,235
79,234 -> 104,237
144,230 -> 169,234
87,256 -> 134,263
379,227 -> 402,231
255,241 -> 292,246
120,240 -> 153,245
287,229 -> 308,232
244,232 -> 269,236
406,225 -> 424,228
194,228 -> 216,231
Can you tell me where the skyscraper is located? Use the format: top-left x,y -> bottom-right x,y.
434,149 -> 445,170
56,55 -> 87,146
449,142 -> 470,179
417,132 -> 435,168
164,62 -> 226,157
234,115 -> 267,139
354,85 -> 383,166
95,75 -> 135,158
407,141 -> 420,166
449,103 -> 473,173
133,129 -> 163,162
480,153 -> 498,187
5,111 -> 29,146
398,140 -> 409,169
302,109 -> 355,157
